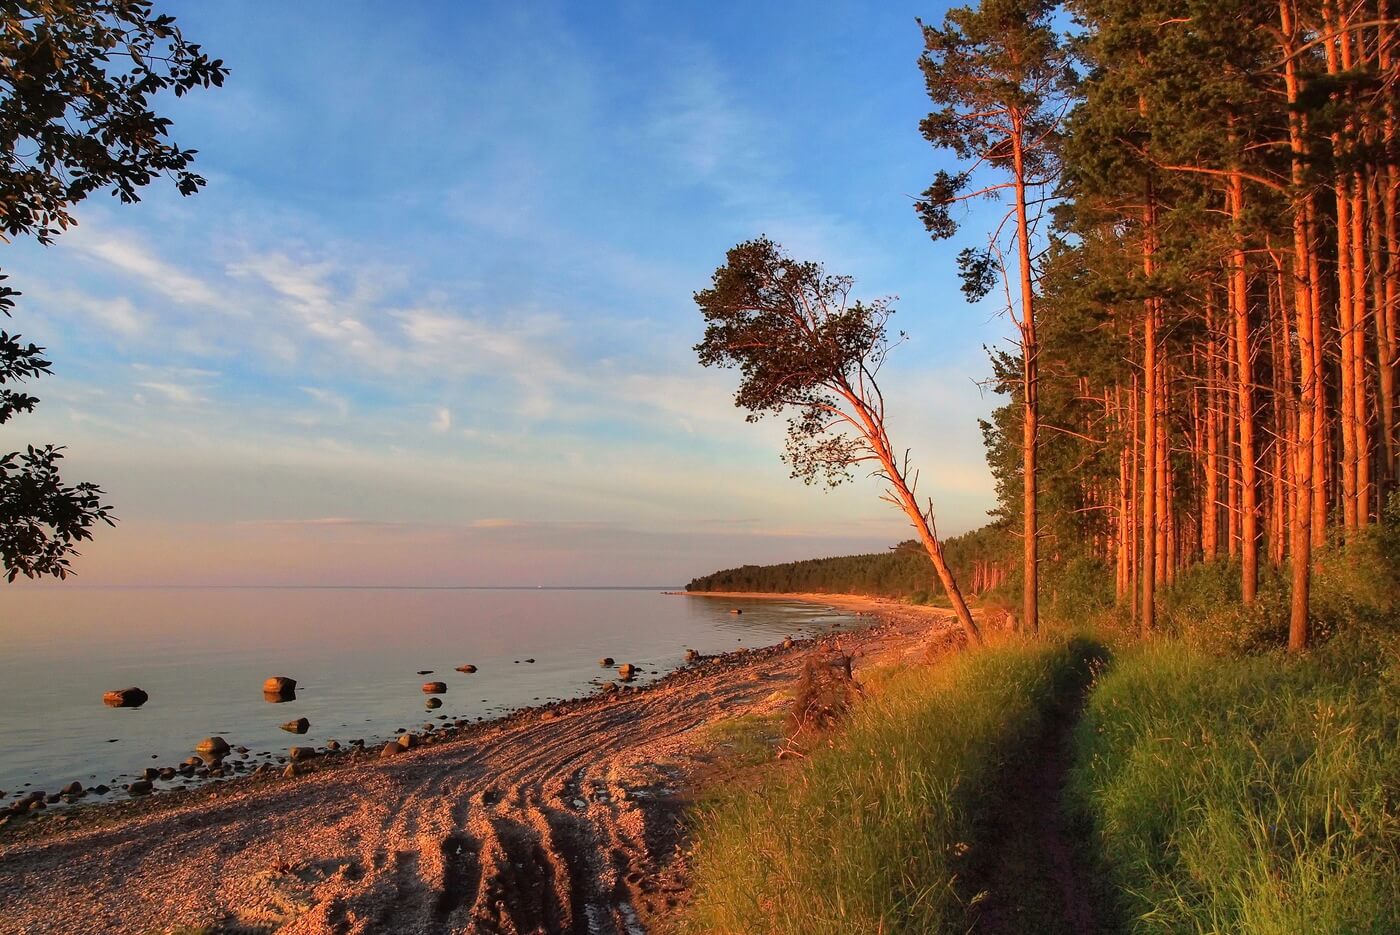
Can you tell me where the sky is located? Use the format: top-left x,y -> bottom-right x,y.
4,0 -> 1012,587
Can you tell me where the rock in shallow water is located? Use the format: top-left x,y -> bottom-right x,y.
262,676 -> 297,699
422,681 -> 447,694
102,687 -> 148,708
455,664 -> 477,673
196,737 -> 230,757
280,717 -> 310,734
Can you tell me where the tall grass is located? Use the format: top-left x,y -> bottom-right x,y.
683,637 -> 1101,935
1068,640 -> 1400,934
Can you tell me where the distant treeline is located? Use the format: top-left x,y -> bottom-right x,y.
686,526 -> 1011,603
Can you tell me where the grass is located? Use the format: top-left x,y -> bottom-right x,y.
1068,638 -> 1400,934
683,635 -> 1103,934
702,712 -> 786,769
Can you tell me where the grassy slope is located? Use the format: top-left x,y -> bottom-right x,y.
684,636 -> 1102,935
1069,638 -> 1400,934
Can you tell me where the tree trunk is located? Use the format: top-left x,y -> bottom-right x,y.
1013,130 -> 1039,636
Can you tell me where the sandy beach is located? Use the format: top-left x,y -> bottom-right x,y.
0,594 -> 959,935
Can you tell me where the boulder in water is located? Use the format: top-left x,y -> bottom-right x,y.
288,746 -> 318,761
617,663 -> 636,681
195,737 -> 230,757
102,687 -> 148,708
422,681 -> 447,694
280,717 -> 310,734
455,664 -> 477,673
262,676 -> 297,699
599,657 -> 614,667
425,697 -> 442,709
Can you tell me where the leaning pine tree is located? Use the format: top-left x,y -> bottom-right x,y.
694,237 -> 983,645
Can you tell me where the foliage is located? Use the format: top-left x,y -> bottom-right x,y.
914,0 -> 1074,243
1069,641 -> 1400,934
0,0 -> 227,243
694,237 -> 899,487
684,636 -> 1103,935
686,525 -> 1013,600
0,0 -> 225,580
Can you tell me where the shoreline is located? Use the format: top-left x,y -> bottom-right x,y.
682,589 -> 955,619
0,598 -> 959,934
4,591 -> 875,826
2,595 -> 867,841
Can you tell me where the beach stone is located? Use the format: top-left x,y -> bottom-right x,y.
685,648 -> 700,662
397,733 -> 419,750
195,737 -> 230,757
281,717 -> 311,734
93,784 -> 110,795
599,657 -> 614,667
263,676 -> 297,695
283,763 -> 299,778
102,687 -> 148,708
141,768 -> 159,782
601,682 -> 618,693
379,742 -> 399,759
128,780 -> 153,797
422,681 -> 447,694
525,658 -> 535,664
455,664 -> 477,673
783,637 -> 795,649
288,746 -> 318,762
617,663 -> 636,681
416,670 -> 433,675
61,781 -> 83,796
426,697 -> 442,709
730,608 -> 743,615
327,740 -> 341,751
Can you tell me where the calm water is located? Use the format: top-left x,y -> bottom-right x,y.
0,587 -> 857,799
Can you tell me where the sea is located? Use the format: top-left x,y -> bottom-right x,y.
0,587 -> 858,802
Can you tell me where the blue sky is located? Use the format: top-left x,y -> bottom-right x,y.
5,0 -> 1010,586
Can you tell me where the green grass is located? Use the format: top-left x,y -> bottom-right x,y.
702,712 -> 786,769
683,636 -> 1102,935
1068,639 -> 1400,934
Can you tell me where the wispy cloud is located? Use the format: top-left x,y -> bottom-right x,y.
67,222 -> 225,308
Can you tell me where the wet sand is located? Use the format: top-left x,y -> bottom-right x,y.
0,594 -> 957,935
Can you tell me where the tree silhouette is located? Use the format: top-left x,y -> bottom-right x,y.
0,0 -> 226,580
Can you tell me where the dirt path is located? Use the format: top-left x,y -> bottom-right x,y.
965,658 -> 1102,935
0,597 -> 955,935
